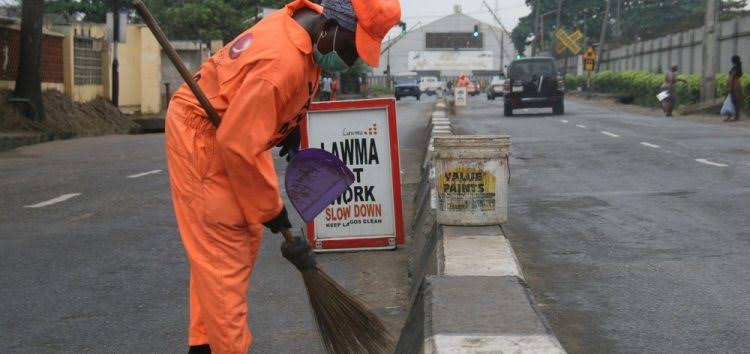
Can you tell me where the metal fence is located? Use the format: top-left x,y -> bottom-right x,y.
366,76 -> 389,88
74,37 -> 103,85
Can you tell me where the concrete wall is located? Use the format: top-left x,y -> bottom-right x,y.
161,41 -> 210,108
0,81 -> 64,92
0,25 -> 65,85
139,26 -> 161,114
118,26 -> 143,111
375,10 -> 514,77
3,20 -> 208,113
563,14 -> 750,75
117,25 -> 162,114
56,24 -> 108,103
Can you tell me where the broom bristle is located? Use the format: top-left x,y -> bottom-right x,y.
301,267 -> 395,354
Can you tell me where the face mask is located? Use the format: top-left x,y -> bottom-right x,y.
313,26 -> 350,73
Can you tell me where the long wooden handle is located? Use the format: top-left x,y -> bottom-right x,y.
280,228 -> 297,243
132,0 -> 221,127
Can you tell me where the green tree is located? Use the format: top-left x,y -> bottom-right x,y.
511,0 -> 749,52
43,0 -> 295,42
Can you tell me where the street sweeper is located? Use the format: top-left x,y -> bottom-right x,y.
163,0 -> 400,352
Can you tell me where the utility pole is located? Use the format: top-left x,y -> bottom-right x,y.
614,0 -> 622,41
532,0 -> 540,56
482,1 -> 514,71
555,0 -> 564,72
595,0 -> 611,72
112,0 -> 120,107
255,0 -> 260,24
501,31 -> 505,70
496,0 -> 503,70
386,36 -> 391,89
702,0 -> 720,100
14,0 -> 45,121
539,10 -> 556,50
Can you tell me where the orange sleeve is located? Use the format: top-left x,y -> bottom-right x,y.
216,77 -> 285,225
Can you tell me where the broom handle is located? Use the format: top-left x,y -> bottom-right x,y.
132,0 -> 221,127
135,0 -> 298,242
280,228 -> 297,243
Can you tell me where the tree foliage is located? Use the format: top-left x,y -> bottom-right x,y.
43,0 -> 293,42
512,0 -> 750,52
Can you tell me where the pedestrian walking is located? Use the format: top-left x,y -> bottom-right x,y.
321,75 -> 333,100
725,55 -> 743,121
660,64 -> 687,117
331,77 -> 339,100
359,75 -> 368,98
163,0 -> 400,353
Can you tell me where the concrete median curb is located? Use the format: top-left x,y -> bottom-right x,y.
397,98 -> 566,353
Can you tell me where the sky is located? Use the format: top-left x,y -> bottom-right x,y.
398,0 -> 531,33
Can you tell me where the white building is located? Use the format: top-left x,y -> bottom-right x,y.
375,5 -> 514,78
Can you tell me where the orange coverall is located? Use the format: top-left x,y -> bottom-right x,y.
164,0 -> 321,352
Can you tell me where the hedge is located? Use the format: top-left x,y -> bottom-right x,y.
565,70 -> 750,112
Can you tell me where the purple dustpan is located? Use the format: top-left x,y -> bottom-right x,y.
285,148 -> 355,223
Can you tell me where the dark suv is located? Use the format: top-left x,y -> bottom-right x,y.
503,57 -> 564,116
394,75 -> 421,101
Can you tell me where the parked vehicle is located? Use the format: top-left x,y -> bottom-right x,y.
503,57 -> 564,116
486,75 -> 506,100
419,76 -> 446,96
394,73 -> 421,100
467,81 -> 481,96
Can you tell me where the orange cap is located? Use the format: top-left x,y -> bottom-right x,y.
351,0 -> 401,67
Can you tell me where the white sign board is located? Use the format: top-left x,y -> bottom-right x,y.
304,99 -> 404,252
454,87 -> 468,107
409,51 -> 494,71
105,12 -> 128,43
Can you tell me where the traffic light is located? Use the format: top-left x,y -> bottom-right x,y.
473,24 -> 480,37
515,51 -> 525,59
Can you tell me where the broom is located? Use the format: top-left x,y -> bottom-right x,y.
132,2 -> 394,352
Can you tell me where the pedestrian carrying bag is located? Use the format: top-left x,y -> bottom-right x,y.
721,95 -> 736,116
656,90 -> 670,102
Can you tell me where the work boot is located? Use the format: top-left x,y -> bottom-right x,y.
188,344 -> 211,354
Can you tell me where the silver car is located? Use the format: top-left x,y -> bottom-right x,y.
486,75 -> 506,100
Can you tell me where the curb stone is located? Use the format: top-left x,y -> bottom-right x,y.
0,133 -> 45,152
397,97 -> 566,354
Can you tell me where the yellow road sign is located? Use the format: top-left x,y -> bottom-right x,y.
583,46 -> 597,60
584,59 -> 596,72
555,29 -> 583,55
583,46 -> 597,71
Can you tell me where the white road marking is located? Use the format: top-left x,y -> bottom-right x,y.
24,193 -> 82,208
560,119 -> 568,123
576,124 -> 587,128
601,131 -> 620,138
696,159 -> 729,167
127,169 -> 163,178
640,142 -> 660,148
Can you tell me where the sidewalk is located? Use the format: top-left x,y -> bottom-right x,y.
568,93 -> 750,127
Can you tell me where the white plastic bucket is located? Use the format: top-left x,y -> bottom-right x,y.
433,135 -> 510,225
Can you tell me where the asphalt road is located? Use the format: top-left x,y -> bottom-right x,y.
452,96 -> 750,354
0,96 -> 432,353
